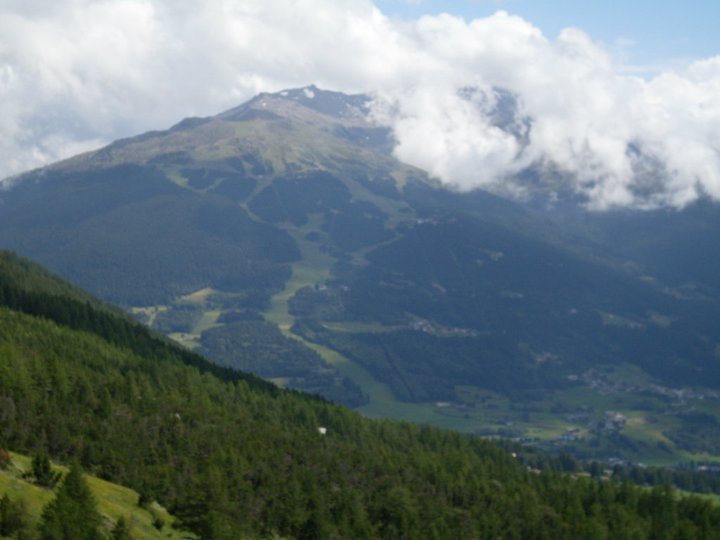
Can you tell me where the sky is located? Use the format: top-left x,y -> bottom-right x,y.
1,0 -> 719,210
378,0 -> 720,71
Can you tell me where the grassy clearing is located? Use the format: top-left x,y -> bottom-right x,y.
676,451 -> 720,465
133,288 -> 223,350
622,415 -> 674,446
321,321 -> 400,333
265,215 -> 335,329
192,309 -> 221,334
523,415 -> 577,441
166,171 -> 189,188
0,455 -> 53,519
168,332 -> 200,350
178,287 -> 217,304
265,262 -> 329,328
0,452 -> 193,539
129,305 -> 167,327
677,490 -> 720,507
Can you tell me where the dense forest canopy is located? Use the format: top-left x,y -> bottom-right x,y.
0,251 -> 719,538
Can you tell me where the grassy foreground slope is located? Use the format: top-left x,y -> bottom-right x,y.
0,251 -> 719,539
0,452 -> 189,539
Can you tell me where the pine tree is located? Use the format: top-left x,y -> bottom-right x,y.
39,463 -> 103,540
0,494 -> 28,537
31,454 -> 61,488
111,516 -> 133,540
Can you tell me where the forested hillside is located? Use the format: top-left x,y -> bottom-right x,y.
0,251 -> 719,539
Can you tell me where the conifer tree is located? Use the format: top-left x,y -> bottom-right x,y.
0,494 -> 28,537
31,454 -> 61,488
39,463 -> 103,540
111,516 -> 133,540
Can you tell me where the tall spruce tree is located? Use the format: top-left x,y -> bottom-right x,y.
31,454 -> 61,488
0,494 -> 28,537
39,463 -> 103,540
111,516 -> 133,540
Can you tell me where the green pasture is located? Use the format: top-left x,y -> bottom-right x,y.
0,452 -> 192,539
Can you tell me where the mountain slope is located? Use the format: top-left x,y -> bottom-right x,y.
0,250 -> 118,313
1,251 -> 720,538
1,87 -> 720,461
0,452 -> 189,539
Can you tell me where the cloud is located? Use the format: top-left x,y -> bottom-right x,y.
0,1 -> 718,209
371,13 -> 720,209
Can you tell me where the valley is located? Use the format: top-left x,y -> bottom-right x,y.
2,86 -> 720,467
137,267 -> 720,466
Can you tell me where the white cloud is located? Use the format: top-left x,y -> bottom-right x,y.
0,1 -> 719,209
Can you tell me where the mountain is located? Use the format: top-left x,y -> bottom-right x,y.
1,86 -> 720,463
5,251 -> 719,538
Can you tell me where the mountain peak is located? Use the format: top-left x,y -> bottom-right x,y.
22,85 -> 407,186
219,85 -> 373,124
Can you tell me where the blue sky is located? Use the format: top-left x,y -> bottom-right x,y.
376,0 -> 720,69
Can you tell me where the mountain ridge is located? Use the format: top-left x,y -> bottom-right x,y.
40,85 -> 412,184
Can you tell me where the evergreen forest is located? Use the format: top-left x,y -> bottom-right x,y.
0,250 -> 719,539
